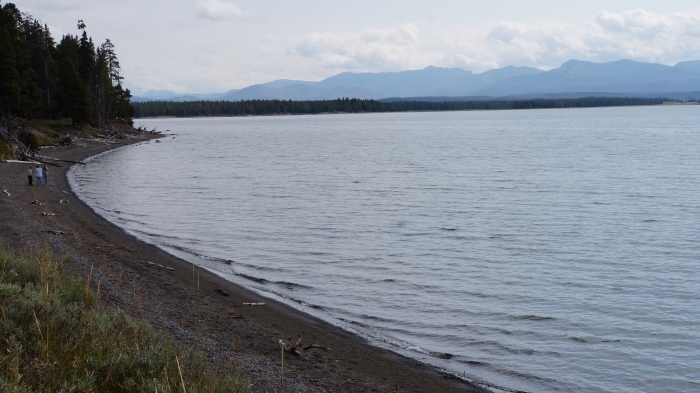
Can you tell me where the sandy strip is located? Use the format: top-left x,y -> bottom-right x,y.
0,135 -> 488,393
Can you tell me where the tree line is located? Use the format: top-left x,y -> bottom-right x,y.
132,97 -> 666,118
396,97 -> 666,111
133,98 -> 401,117
0,3 -> 134,125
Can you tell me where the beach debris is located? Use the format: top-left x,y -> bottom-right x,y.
59,199 -> 69,204
3,189 -> 10,197
214,288 -> 230,297
279,337 -> 304,357
303,344 -> 332,351
243,302 -> 265,306
145,261 -> 174,271
62,190 -> 68,194
30,199 -> 44,206
155,140 -> 161,143
41,212 -> 56,216
46,230 -> 65,235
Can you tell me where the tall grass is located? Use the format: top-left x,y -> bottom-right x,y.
0,244 -> 251,392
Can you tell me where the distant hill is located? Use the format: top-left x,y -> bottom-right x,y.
216,65 -> 544,101
134,59 -> 700,102
473,60 -> 700,96
674,60 -> 700,74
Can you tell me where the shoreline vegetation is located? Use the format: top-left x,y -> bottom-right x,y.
132,97 -> 671,118
0,245 -> 251,392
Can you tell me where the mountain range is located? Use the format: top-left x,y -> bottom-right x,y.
133,59 -> 700,102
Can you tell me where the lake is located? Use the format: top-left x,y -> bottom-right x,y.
69,107 -> 700,393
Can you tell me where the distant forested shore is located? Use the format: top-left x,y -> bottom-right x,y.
133,97 -> 667,118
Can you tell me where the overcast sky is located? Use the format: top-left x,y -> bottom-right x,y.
8,0 -> 700,94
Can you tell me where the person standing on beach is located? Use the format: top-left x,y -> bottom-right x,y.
35,165 -> 43,187
42,164 -> 48,186
27,167 -> 33,185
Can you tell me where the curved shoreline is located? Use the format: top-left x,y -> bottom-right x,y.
0,135 -> 489,393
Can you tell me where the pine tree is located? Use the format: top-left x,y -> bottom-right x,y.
0,4 -> 133,124
0,4 -> 40,118
0,24 -> 21,117
56,35 -> 91,125
77,31 -> 94,85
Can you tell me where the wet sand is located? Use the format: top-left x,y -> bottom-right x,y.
0,135 -> 488,393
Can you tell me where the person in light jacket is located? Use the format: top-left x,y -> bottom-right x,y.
27,167 -> 33,186
35,165 -> 43,187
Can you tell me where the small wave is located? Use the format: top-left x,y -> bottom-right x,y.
338,318 -> 370,328
235,273 -> 269,284
511,314 -> 556,322
275,281 -> 313,290
569,336 -> 589,343
140,232 -> 183,241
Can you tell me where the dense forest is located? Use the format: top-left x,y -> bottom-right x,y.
394,97 -> 666,110
0,3 -> 134,125
133,98 -> 399,117
132,97 -> 666,118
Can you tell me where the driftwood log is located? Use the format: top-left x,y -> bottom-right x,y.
279,337 -> 332,357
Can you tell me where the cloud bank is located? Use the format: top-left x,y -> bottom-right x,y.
291,8 -> 700,73
196,0 -> 248,21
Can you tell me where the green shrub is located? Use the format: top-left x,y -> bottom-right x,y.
0,139 -> 12,159
0,245 -> 250,393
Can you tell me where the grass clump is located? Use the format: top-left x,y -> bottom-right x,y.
0,245 -> 251,392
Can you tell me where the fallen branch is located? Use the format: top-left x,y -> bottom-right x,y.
280,337 -> 303,357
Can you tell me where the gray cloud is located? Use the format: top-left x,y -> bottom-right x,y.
196,0 -> 249,21
290,8 -> 700,73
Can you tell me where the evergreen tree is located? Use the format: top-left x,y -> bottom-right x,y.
56,35 -> 91,125
0,4 -> 134,124
21,16 -> 57,116
77,30 -> 94,84
0,22 -> 21,117
0,4 -> 40,118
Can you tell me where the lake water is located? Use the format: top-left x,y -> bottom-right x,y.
69,107 -> 700,393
